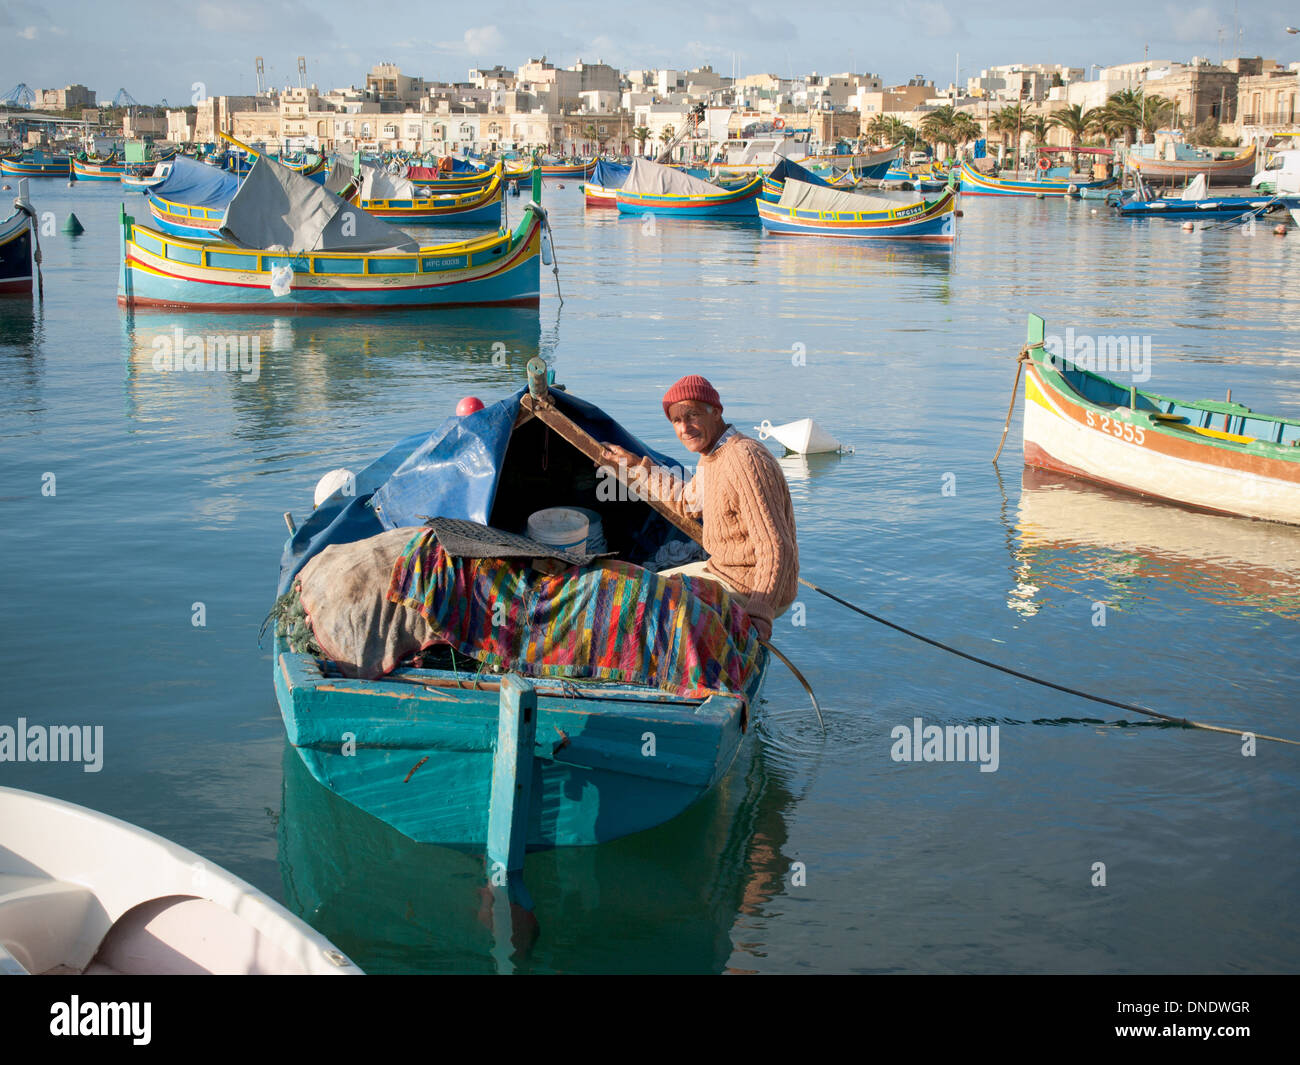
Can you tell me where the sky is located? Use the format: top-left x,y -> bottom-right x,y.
1,0 -> 1297,105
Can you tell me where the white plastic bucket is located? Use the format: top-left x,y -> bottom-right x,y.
526,507 -> 589,553
569,508 -> 606,553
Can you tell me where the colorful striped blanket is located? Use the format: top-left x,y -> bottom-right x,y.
387,529 -> 762,698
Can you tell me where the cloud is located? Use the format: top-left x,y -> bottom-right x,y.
18,25 -> 38,39
1165,3 -> 1219,43
462,25 -> 504,56
910,2 -> 967,38
700,12 -> 798,40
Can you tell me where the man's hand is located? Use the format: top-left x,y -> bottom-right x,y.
599,443 -> 651,501
599,443 -> 642,469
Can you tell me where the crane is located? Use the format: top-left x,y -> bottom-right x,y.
1,83 -> 35,108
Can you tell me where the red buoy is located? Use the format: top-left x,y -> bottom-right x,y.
457,396 -> 485,416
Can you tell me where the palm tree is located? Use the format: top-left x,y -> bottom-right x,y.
883,115 -> 920,152
1049,103 -> 1089,170
632,125 -> 650,155
1099,89 -> 1143,146
865,113 -> 893,146
991,105 -> 1027,166
1138,94 -> 1174,142
920,105 -> 957,160
951,113 -> 981,158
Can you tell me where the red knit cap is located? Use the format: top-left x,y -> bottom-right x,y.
662,375 -> 723,419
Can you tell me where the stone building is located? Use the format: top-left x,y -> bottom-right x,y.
35,84 -> 96,111
1236,68 -> 1300,135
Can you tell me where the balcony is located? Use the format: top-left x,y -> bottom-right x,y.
1239,111 -> 1298,126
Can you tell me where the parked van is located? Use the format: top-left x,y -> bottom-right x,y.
1252,149 -> 1300,194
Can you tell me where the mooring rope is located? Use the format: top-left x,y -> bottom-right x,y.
797,576 -> 1299,747
992,341 -> 1038,464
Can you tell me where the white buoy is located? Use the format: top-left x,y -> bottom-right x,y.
314,468 -> 355,507
755,418 -> 848,455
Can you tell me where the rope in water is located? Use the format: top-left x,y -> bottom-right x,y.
797,576 -> 1299,747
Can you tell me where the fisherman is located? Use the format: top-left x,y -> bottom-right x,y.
600,375 -> 798,642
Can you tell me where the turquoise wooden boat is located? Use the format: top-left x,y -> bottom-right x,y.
119,157 -> 546,310
272,368 -> 769,849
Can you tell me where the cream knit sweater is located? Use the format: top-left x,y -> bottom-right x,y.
639,429 -> 798,637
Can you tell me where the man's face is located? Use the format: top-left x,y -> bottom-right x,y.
669,400 -> 725,454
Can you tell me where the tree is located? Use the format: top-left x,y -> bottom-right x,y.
883,115 -> 920,151
990,104 -> 1027,164
1049,103 -> 1090,170
1138,94 -> 1174,141
951,113 -> 981,154
920,104 -> 958,159
865,113 -> 893,146
632,125 -> 650,154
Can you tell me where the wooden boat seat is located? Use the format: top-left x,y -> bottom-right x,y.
0,873 -> 106,975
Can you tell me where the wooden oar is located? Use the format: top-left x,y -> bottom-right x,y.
518,391 -> 704,544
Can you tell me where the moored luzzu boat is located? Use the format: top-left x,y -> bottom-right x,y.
1020,314 -> 1300,524
144,156 -> 241,239
71,156 -> 128,181
118,155 -> 547,310
270,364 -> 768,849
0,151 -> 70,178
957,156 -> 1115,197
0,181 -> 36,296
758,178 -> 956,240
614,158 -> 762,218
328,156 -> 504,225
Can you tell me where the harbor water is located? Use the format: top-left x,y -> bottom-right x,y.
1,179 -> 1297,973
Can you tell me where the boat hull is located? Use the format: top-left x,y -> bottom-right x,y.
958,160 -> 1113,197
615,174 -> 762,217
1117,195 -> 1284,219
1022,316 -> 1300,524
0,206 -> 33,295
147,192 -> 228,239
1128,144 -> 1257,186
757,187 -> 956,239
71,158 -> 127,181
359,172 -> 503,225
0,157 -> 69,177
274,640 -> 765,848
582,182 -> 618,207
117,209 -> 543,310
0,786 -> 359,975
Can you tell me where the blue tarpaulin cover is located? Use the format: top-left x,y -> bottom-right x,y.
277,388 -> 683,596
148,156 -> 241,208
766,157 -> 835,189
590,160 -> 631,189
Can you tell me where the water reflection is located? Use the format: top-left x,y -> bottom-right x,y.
120,306 -> 543,430
1009,468 -> 1300,619
759,233 -> 955,287
0,301 -> 44,417
277,724 -> 799,974
776,449 -> 849,485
